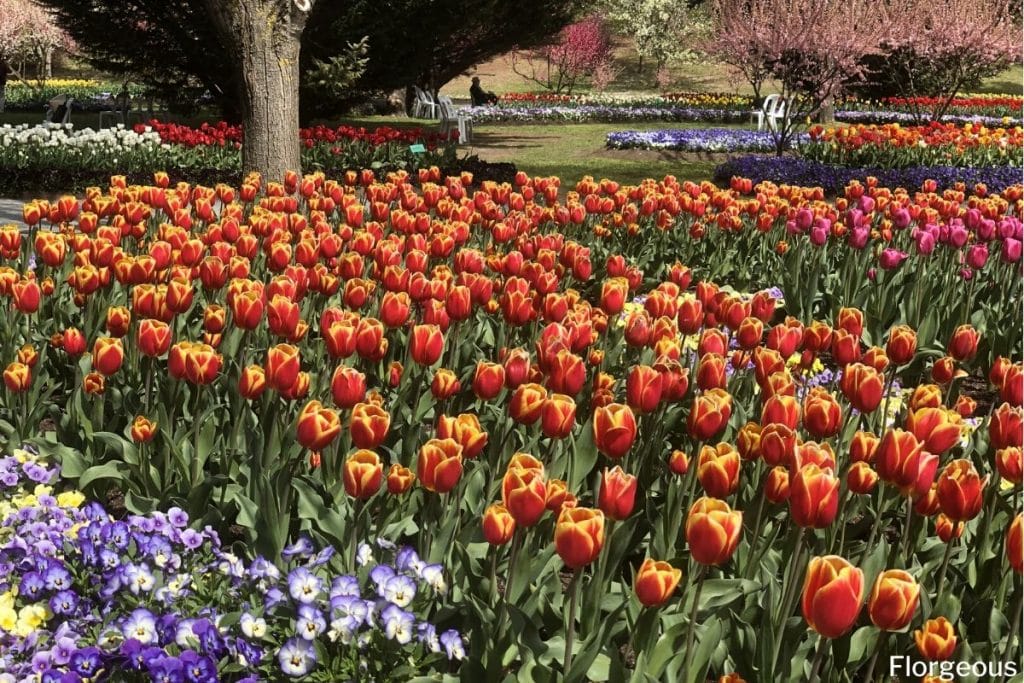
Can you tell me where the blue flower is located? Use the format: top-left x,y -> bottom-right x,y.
382,574 -> 417,607
440,629 -> 465,660
281,536 -> 314,560
277,638 -> 316,677
380,604 -> 415,644
69,647 -> 101,677
286,567 -> 323,604
296,604 -> 327,641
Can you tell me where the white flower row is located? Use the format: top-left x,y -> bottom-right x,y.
0,123 -> 166,151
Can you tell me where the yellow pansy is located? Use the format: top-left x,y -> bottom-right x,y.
57,491 -> 85,508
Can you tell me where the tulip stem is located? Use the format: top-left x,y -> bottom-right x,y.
563,568 -> 582,676
899,495 -> 913,565
862,486 -> 886,566
935,536 -> 955,597
807,636 -> 828,683
742,482 -> 767,579
681,565 -> 707,683
999,584 -> 1023,683
862,632 -> 886,682
771,528 -> 806,676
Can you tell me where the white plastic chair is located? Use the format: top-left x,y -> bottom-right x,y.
438,96 -> 472,144
412,86 -> 439,119
44,96 -> 74,124
756,94 -> 789,132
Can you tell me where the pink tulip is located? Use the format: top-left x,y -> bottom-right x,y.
948,221 -> 968,248
1003,238 -> 1022,263
867,267 -> 877,281
967,244 -> 989,269
978,219 -> 995,241
879,248 -> 909,270
810,226 -> 829,246
892,207 -> 910,229
796,208 -> 813,231
859,196 -> 875,213
915,231 -> 935,255
964,208 -> 981,230
848,227 -> 870,250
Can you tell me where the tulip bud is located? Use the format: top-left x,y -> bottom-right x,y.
668,450 -> 689,476
688,389 -> 732,441
83,371 -> 105,395
130,415 -> 157,443
935,514 -> 963,543
760,423 -> 796,467
801,555 -> 864,638
868,569 -> 919,631
3,362 -> 30,393
932,356 -> 956,385
996,447 -> 1023,485
343,450 -> 383,500
685,497 -> 742,566
761,394 -> 800,430
350,402 -> 390,449
436,413 -> 488,459
598,466 -> 637,521
847,461 -> 878,495
947,324 -> 979,362
698,443 -> 741,498
296,400 -> 341,450
331,366 -> 367,409
541,393 -> 576,439
593,403 -> 637,459
92,337 -> 124,376
482,503 -> 516,546
765,466 -> 791,503
62,328 -> 86,357
790,464 -> 840,528
935,459 -> 986,521
239,365 -> 266,400
839,363 -> 884,414
990,403 -> 1023,450
418,438 -> 463,493
634,559 -> 682,608
502,467 -> 547,527
906,407 -> 961,455
387,464 -> 414,495
802,389 -> 842,439
545,478 -> 570,511
554,507 -> 605,568
472,361 -> 506,400
410,324 -> 444,366
430,368 -> 461,400
885,324 -> 918,365
850,430 -> 880,464
914,617 -> 957,661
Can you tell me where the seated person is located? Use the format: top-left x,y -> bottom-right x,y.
469,77 -> 498,106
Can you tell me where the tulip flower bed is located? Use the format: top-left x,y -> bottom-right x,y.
712,156 -> 1024,197
0,168 -> 1022,681
0,123 -> 459,195
804,123 -> 1024,170
866,94 -> 1024,121
605,128 -> 806,153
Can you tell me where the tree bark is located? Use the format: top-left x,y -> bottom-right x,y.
203,0 -> 314,181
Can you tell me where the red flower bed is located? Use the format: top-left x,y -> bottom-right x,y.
133,120 -> 455,149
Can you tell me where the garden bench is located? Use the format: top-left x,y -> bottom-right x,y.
43,95 -> 74,124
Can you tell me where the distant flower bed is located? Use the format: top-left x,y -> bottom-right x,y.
805,122 -> 1023,169
465,104 -> 751,124
499,91 -> 753,110
868,93 -> 1023,119
714,154 -> 1024,194
0,447 -> 463,681
0,122 -> 459,195
606,128 -> 805,153
3,80 -> 149,112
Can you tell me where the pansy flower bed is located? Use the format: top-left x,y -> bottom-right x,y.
606,128 -> 806,153
0,448 -> 462,681
0,169 -> 1020,681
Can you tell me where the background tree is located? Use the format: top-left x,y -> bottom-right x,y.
510,15 -> 614,95
870,0 -> 1019,122
603,0 -> 709,83
37,0 -> 580,121
0,0 -> 69,82
707,0 -> 888,155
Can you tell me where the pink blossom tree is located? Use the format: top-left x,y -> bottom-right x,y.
707,0 -> 889,155
0,0 -> 69,82
511,15 -> 615,94
881,0 -> 1018,122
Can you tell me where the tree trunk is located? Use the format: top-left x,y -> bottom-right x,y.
820,94 -> 835,124
203,0 -> 314,182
